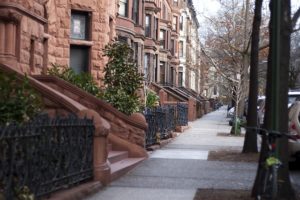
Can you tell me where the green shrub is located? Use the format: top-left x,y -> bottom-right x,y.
48,63 -> 101,97
146,90 -> 159,108
0,72 -> 43,125
102,42 -> 143,115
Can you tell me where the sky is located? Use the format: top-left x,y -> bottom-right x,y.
193,0 -> 300,41
193,0 -> 220,23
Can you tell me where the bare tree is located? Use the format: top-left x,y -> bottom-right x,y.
243,0 -> 263,153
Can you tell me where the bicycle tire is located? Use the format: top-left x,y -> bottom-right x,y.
262,167 -> 271,197
260,165 -> 278,200
271,166 -> 278,199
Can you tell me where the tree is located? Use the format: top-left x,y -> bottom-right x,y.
243,0 -> 263,153
252,1 -> 300,198
201,0 -> 252,122
201,0 -> 269,135
102,42 -> 143,115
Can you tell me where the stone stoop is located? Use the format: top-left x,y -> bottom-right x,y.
108,150 -> 145,182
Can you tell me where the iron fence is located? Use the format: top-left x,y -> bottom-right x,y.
177,103 -> 188,126
144,103 -> 188,147
0,114 -> 94,199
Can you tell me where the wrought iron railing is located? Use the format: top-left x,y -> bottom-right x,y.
177,103 -> 188,126
144,103 -> 188,147
144,108 -> 156,146
0,114 -> 94,199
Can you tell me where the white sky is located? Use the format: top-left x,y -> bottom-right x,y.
193,0 -> 300,22
193,0 -> 300,40
193,0 -> 220,23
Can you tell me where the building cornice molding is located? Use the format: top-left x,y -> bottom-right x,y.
0,2 -> 47,24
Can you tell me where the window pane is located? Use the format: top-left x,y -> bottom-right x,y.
145,15 -> 151,37
144,53 -> 150,79
70,45 -> 89,74
179,16 -> 183,30
71,13 -> 88,40
119,0 -> 128,17
159,30 -> 165,49
178,72 -> 183,86
160,62 -> 165,83
132,0 -> 139,23
172,16 -> 177,31
179,41 -> 183,57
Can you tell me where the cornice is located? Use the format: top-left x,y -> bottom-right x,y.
0,2 -> 47,24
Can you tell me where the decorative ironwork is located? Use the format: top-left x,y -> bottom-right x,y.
144,103 -> 188,147
177,103 -> 188,126
144,108 -> 156,146
154,106 -> 168,138
164,105 -> 176,133
0,114 -> 94,199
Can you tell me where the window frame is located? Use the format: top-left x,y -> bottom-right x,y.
71,11 -> 90,40
145,14 -> 151,37
132,0 -> 139,24
159,29 -> 166,49
179,41 -> 184,57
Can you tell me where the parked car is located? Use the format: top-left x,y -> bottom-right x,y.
288,90 -> 300,107
257,96 -> 265,125
228,96 -> 265,126
288,101 -> 300,161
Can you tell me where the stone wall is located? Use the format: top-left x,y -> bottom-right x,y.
35,75 -> 148,149
45,0 -> 117,86
0,1 -> 46,74
0,0 -> 117,86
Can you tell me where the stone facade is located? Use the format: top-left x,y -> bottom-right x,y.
178,0 -> 201,93
35,75 -> 148,151
0,1 -> 46,74
115,0 -> 201,94
0,0 -> 117,86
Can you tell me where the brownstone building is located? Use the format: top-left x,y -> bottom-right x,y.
0,0 -> 150,189
0,0 -> 117,86
115,0 -> 201,94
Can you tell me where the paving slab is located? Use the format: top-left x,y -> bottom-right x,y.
150,149 -> 209,160
86,187 -> 196,200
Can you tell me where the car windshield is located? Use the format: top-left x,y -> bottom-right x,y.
288,96 -> 300,105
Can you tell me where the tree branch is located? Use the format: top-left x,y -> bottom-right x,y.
292,7 -> 300,29
218,35 -> 244,54
292,26 -> 300,33
259,43 -> 269,50
201,48 -> 239,83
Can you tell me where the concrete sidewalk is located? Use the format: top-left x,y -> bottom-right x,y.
85,106 -> 258,200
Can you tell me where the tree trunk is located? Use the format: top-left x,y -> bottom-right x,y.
277,0 -> 295,198
252,0 -> 296,199
243,0 -> 263,153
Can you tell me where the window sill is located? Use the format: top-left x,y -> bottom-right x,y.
70,39 -> 93,46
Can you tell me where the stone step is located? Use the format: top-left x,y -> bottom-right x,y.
108,151 -> 128,164
110,157 -> 145,182
107,143 -> 112,152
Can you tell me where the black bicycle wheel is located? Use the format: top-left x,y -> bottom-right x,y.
270,166 -> 278,199
260,165 -> 278,200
